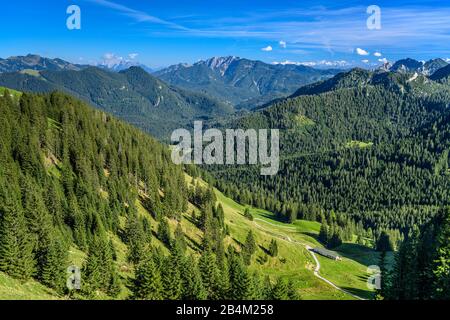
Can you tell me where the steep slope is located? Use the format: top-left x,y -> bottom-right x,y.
0,66 -> 233,139
155,56 -> 338,108
430,64 -> 450,83
0,89 -> 191,299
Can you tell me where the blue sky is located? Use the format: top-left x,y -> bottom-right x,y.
1,0 -> 449,68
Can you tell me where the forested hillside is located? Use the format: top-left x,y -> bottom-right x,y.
207,69 -> 450,246
380,207 -> 450,299
0,89 -> 298,300
0,67 -> 233,139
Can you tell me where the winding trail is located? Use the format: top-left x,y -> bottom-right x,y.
253,218 -> 366,300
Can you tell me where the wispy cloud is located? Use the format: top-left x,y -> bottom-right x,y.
181,6 -> 450,55
261,45 -> 273,52
374,52 -> 382,57
273,60 -> 350,68
279,41 -> 287,49
87,0 -> 189,30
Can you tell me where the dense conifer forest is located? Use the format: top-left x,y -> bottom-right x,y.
207,69 -> 450,251
0,90 -> 293,299
379,207 -> 450,299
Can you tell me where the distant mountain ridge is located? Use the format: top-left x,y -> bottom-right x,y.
0,66 -> 232,139
155,56 -> 339,109
389,58 -> 448,76
0,54 -> 154,74
0,54 -> 86,73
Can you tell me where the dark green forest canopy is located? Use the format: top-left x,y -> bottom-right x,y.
381,207 -> 450,300
207,70 -> 450,233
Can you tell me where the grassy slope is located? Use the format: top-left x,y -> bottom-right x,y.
214,188 -> 351,300
0,273 -> 60,300
0,172 -> 387,300
0,86 -> 22,99
249,201 -> 394,300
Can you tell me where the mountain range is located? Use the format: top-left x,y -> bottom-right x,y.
0,65 -> 231,139
155,56 -> 340,109
389,58 -> 448,76
2,54 -> 450,141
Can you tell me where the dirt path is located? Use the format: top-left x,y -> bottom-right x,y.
253,218 -> 366,300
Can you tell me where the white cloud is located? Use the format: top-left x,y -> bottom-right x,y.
446,58 -> 450,62
261,45 -> 273,52
273,60 -> 349,68
102,53 -> 125,67
378,58 -> 388,64
279,40 -> 287,48
356,48 -> 369,56
272,60 -> 301,65
362,59 -> 370,63
374,52 -> 382,57
128,53 -> 139,60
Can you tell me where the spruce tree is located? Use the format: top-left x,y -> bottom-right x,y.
180,255 -> 207,300
39,232 -> 68,293
228,252 -> 255,299
162,243 -> 183,300
125,209 -> 147,264
198,248 -> 221,299
318,222 -> 329,245
287,280 -> 300,300
268,239 -> 278,257
132,251 -> 164,300
433,210 -> 450,299
243,207 -> 253,221
174,223 -> 187,252
0,181 -> 35,280
242,230 -> 257,265
271,278 -> 288,300
376,231 -> 393,252
157,217 -> 171,247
